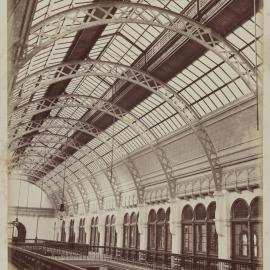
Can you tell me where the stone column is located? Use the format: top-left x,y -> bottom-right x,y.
65,217 -> 72,242
74,217 -> 80,243
138,204 -> 149,262
85,217 -> 91,244
98,211 -> 107,256
215,190 -> 231,259
55,219 -> 62,241
169,199 -> 182,268
138,204 -> 148,250
170,199 -> 182,254
115,208 -> 125,248
114,209 -> 125,259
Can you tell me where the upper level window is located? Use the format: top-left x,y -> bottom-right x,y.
61,221 -> 66,242
194,204 -> 207,254
123,212 -> 140,249
182,205 -> 194,254
130,212 -> 139,248
231,197 -> 262,261
68,219 -> 75,243
78,218 -> 86,243
148,208 -> 171,252
104,215 -> 117,254
90,216 -> 99,251
239,232 -> 248,256
182,203 -> 218,256
148,210 -> 156,250
123,213 -> 130,248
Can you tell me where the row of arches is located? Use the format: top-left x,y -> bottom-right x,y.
148,208 -> 171,251
104,215 -> 117,254
78,218 -> 86,243
90,217 -> 99,249
59,197 -> 261,261
61,218 -> 86,243
123,212 -> 140,249
231,197 -> 262,260
181,203 -> 217,256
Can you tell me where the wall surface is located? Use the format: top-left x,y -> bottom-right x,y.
8,214 -> 56,240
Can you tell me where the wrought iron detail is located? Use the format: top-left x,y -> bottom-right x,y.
11,148 -> 104,211
12,59 -> 222,191
16,2 -> 256,94
10,131 -> 123,209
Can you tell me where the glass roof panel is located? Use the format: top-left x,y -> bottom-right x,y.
10,0 -> 261,197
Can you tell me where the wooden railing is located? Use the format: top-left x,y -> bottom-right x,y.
9,245 -> 86,270
11,239 -> 263,270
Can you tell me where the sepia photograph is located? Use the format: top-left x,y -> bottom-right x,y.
1,0 -> 269,269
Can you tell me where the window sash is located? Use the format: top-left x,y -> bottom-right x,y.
183,224 -> 193,253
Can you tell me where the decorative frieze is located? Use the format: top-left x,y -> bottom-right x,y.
176,164 -> 260,199
144,186 -> 169,204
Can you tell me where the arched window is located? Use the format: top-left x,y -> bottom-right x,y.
110,215 -> 117,250
194,204 -> 207,254
123,213 -> 130,248
231,197 -> 262,260
182,203 -> 218,256
239,232 -> 248,256
250,197 -> 261,259
69,219 -> 75,243
148,210 -> 157,250
122,212 -> 140,249
147,208 -> 171,252
182,205 -> 194,254
78,218 -> 86,243
105,215 -> 110,251
166,208 -> 172,252
157,209 -> 166,250
90,217 -> 95,246
78,219 -> 82,243
90,217 -> 99,251
104,215 -> 117,254
60,221 -> 66,242
83,218 -> 86,243
130,212 -> 139,249
231,199 -> 249,259
95,217 -> 100,248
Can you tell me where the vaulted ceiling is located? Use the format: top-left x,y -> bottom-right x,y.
9,0 -> 262,213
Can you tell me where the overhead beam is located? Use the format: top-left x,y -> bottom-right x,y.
12,60 -> 224,191
13,1 -> 118,161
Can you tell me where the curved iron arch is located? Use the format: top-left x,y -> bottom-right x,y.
11,132 -> 123,208
11,148 -> 104,211
10,152 -> 101,211
12,158 -> 85,214
10,128 -> 145,205
13,59 -> 222,192
12,95 -> 179,198
16,2 -> 256,93
13,60 -> 223,192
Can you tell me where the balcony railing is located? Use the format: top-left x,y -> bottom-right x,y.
9,245 -> 86,270
11,239 -> 263,270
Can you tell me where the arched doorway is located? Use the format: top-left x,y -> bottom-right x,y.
12,220 -> 26,243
